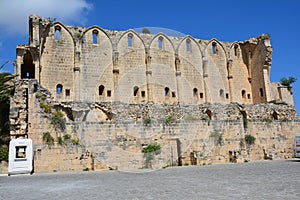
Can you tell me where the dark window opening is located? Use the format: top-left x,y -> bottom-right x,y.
164,87 -> 170,97
56,84 -> 63,95
242,90 -> 246,98
273,112 -> 278,120
172,91 -> 176,98
65,89 -> 70,97
107,90 -> 111,97
212,42 -> 217,54
234,44 -> 238,57
219,89 -> 224,97
21,51 -> 35,79
133,86 -> 139,97
99,85 -> 105,96
55,26 -> 61,41
93,30 -> 98,44
247,94 -> 251,99
141,91 -> 145,98
226,93 -> 229,99
193,88 -> 198,97
200,93 -> 204,99
260,88 -> 264,97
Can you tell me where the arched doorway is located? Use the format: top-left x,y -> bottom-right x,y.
21,51 -> 35,79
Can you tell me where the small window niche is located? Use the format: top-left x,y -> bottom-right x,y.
133,86 -> 139,97
141,91 -> 146,98
200,93 -> 204,99
241,90 -> 246,98
193,88 -> 198,97
56,84 -> 63,96
186,39 -> 191,52
65,89 -> 70,97
99,85 -> 105,96
93,30 -> 99,44
107,90 -> 111,97
164,87 -> 170,97
172,91 -> 176,98
259,88 -> 264,97
55,26 -> 61,41
212,42 -> 218,54
234,44 -> 239,57
158,36 -> 163,50
128,33 -> 133,47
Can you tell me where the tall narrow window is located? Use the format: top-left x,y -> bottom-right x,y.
234,44 -> 238,57
55,26 -> 61,41
164,87 -> 170,97
212,42 -> 217,54
200,93 -> 204,99
219,89 -> 224,98
158,36 -> 163,50
260,88 -> 264,97
56,84 -> 63,95
193,88 -> 198,96
99,85 -> 105,96
128,33 -> 133,47
172,92 -> 176,97
65,89 -> 70,97
186,39 -> 191,52
133,86 -> 139,97
93,30 -> 98,44
241,90 -> 246,98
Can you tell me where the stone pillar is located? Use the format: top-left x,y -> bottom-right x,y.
175,55 -> 181,103
263,66 -> 271,102
203,59 -> 208,103
227,59 -> 233,102
112,50 -> 120,101
74,51 -> 81,101
145,47 -> 153,103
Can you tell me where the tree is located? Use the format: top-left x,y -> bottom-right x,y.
0,61 -> 15,104
280,76 -> 297,87
142,28 -> 150,34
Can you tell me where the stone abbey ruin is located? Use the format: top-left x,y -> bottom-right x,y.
9,15 -> 300,172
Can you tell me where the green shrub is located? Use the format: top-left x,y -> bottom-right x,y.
143,117 -> 152,126
42,132 -> 54,145
142,143 -> 161,154
280,76 -> 296,87
63,134 -> 71,140
40,103 -> 52,113
184,115 -> 197,121
51,110 -> 66,131
57,136 -> 63,145
0,146 -> 8,162
71,138 -> 80,145
164,116 -> 176,125
245,134 -> 256,146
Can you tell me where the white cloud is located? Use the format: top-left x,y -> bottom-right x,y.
0,0 -> 93,34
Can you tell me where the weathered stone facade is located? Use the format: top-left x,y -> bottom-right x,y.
9,15 -> 299,172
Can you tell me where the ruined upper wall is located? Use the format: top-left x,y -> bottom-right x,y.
14,15 -> 294,107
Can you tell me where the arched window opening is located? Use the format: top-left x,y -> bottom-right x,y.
247,94 -> 251,99
234,44 -> 239,57
186,39 -> 191,52
128,33 -> 133,47
21,51 -> 35,79
272,111 -> 278,120
226,93 -> 229,99
260,88 -> 264,97
242,90 -> 246,98
212,42 -> 217,54
193,88 -> 198,97
219,89 -> 224,98
56,84 -> 63,95
172,91 -> 176,98
205,110 -> 212,120
55,26 -> 61,41
158,36 -> 163,50
99,85 -> 105,96
200,93 -> 204,99
164,87 -> 170,97
133,86 -> 139,97
93,30 -> 99,44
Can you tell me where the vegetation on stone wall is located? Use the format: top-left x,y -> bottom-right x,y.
50,110 -> 66,131
142,28 -> 150,34
142,143 -> 161,168
280,76 -> 297,87
164,116 -> 176,125
210,130 -> 224,146
245,134 -> 256,146
143,117 -> 152,126
0,146 -> 8,162
42,132 -> 55,145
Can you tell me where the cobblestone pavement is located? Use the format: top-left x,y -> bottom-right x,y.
1,160 -> 300,200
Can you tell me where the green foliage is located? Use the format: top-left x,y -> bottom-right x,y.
83,167 -> 89,171
262,118 -> 272,123
142,143 -> 161,154
239,139 -> 245,148
40,103 -> 52,113
57,136 -> 63,145
0,146 -> 8,162
42,132 -> 54,145
280,76 -> 297,87
71,138 -> 80,145
0,61 -> 15,104
142,28 -> 150,34
63,134 -> 71,140
164,116 -> 176,125
51,110 -> 66,131
143,117 -> 152,126
46,17 -> 56,26
184,115 -> 197,121
243,118 -> 248,129
245,134 -> 256,146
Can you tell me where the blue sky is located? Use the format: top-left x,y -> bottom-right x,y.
0,0 -> 299,114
